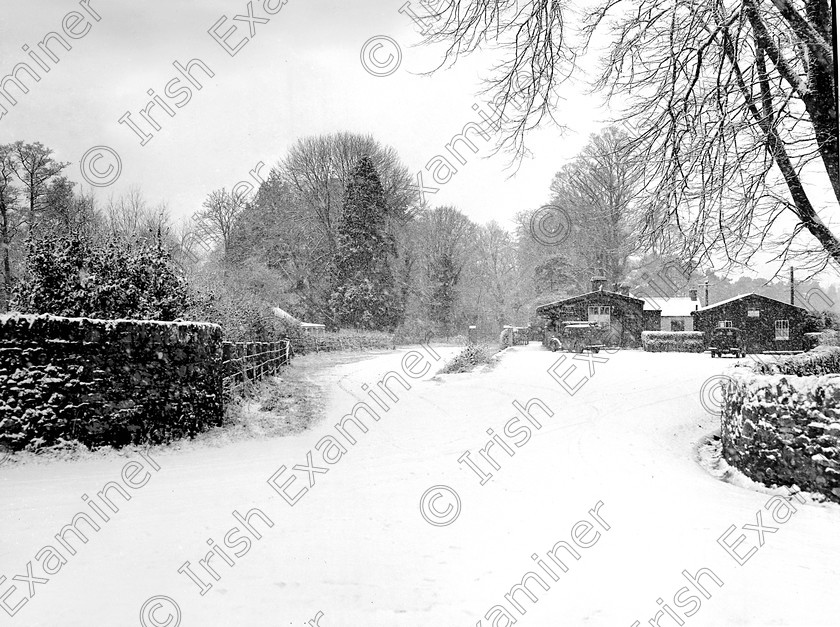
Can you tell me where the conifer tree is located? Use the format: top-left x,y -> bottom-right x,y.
329,156 -> 402,330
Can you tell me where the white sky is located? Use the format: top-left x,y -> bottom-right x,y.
1,0 -> 837,284
0,0 -> 608,232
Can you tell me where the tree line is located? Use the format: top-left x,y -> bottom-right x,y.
4,127 -> 838,343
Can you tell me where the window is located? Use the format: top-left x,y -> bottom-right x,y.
747,309 -> 760,317
775,319 -> 790,340
588,305 -> 611,326
718,320 -> 733,328
670,320 -> 685,332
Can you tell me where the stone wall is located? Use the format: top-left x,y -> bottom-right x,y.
721,348 -> 840,502
0,314 -> 224,450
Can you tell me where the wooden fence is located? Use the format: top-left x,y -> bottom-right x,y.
222,340 -> 291,396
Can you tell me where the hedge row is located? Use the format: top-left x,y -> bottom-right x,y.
291,331 -> 394,354
750,345 -> 840,376
641,331 -> 705,352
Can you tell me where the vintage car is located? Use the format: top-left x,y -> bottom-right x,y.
548,321 -> 605,353
709,327 -> 747,358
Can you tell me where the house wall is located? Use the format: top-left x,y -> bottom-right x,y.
692,295 -> 812,352
642,310 -> 661,332
539,293 -> 645,347
661,315 -> 694,332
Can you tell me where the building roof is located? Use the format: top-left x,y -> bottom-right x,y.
536,289 -> 645,313
693,292 -> 807,313
639,296 -> 700,317
272,307 -> 302,325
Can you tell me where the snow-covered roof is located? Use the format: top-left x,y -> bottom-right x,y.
536,289 -> 644,311
272,307 -> 302,325
694,292 -> 806,313
639,297 -> 700,317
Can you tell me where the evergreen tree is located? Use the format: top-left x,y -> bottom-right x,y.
329,156 -> 403,330
12,230 -> 191,320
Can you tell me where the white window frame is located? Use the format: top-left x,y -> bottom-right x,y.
718,320 -> 733,328
587,305 -> 611,327
775,319 -> 790,340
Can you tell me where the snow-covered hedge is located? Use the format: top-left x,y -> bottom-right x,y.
641,331 -> 705,352
749,345 -> 840,376
720,350 -> 840,502
292,330 -> 394,354
0,314 -> 224,451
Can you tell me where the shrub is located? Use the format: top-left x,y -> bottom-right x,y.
641,331 -> 705,352
439,344 -> 494,374
812,330 -> 840,347
12,231 -> 191,320
292,330 -> 394,354
184,285 -> 300,343
749,345 -> 840,376
393,319 -> 435,345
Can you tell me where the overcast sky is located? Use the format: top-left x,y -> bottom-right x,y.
0,0 -> 610,231
3,0 -> 837,287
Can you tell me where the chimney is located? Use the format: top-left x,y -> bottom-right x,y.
704,281 -> 709,307
790,266 -> 794,305
689,288 -> 697,301
591,275 -> 607,292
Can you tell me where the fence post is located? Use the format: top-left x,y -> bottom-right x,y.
242,343 -> 250,390
269,342 -> 275,376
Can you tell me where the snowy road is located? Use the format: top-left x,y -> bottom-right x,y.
1,344 -> 839,626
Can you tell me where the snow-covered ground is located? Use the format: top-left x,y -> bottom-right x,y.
1,344 -> 838,626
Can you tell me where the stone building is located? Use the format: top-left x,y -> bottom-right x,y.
691,293 -> 815,352
536,277 -> 647,347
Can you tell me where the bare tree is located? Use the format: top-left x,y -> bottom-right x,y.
280,132 -> 416,254
0,145 -> 21,312
425,0 -> 837,272
101,186 -> 168,237
463,221 -> 520,329
549,127 -> 642,285
421,206 -> 477,330
13,141 -> 68,230
195,188 -> 247,259
41,177 -> 96,236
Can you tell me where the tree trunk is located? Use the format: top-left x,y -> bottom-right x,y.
0,206 -> 11,313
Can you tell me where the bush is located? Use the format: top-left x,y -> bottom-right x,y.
12,231 -> 191,320
292,330 -> 394,354
813,330 -> 840,347
749,345 -> 840,376
439,344 -> 494,374
642,331 -> 705,352
184,285 -> 300,343
393,319 -> 435,345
